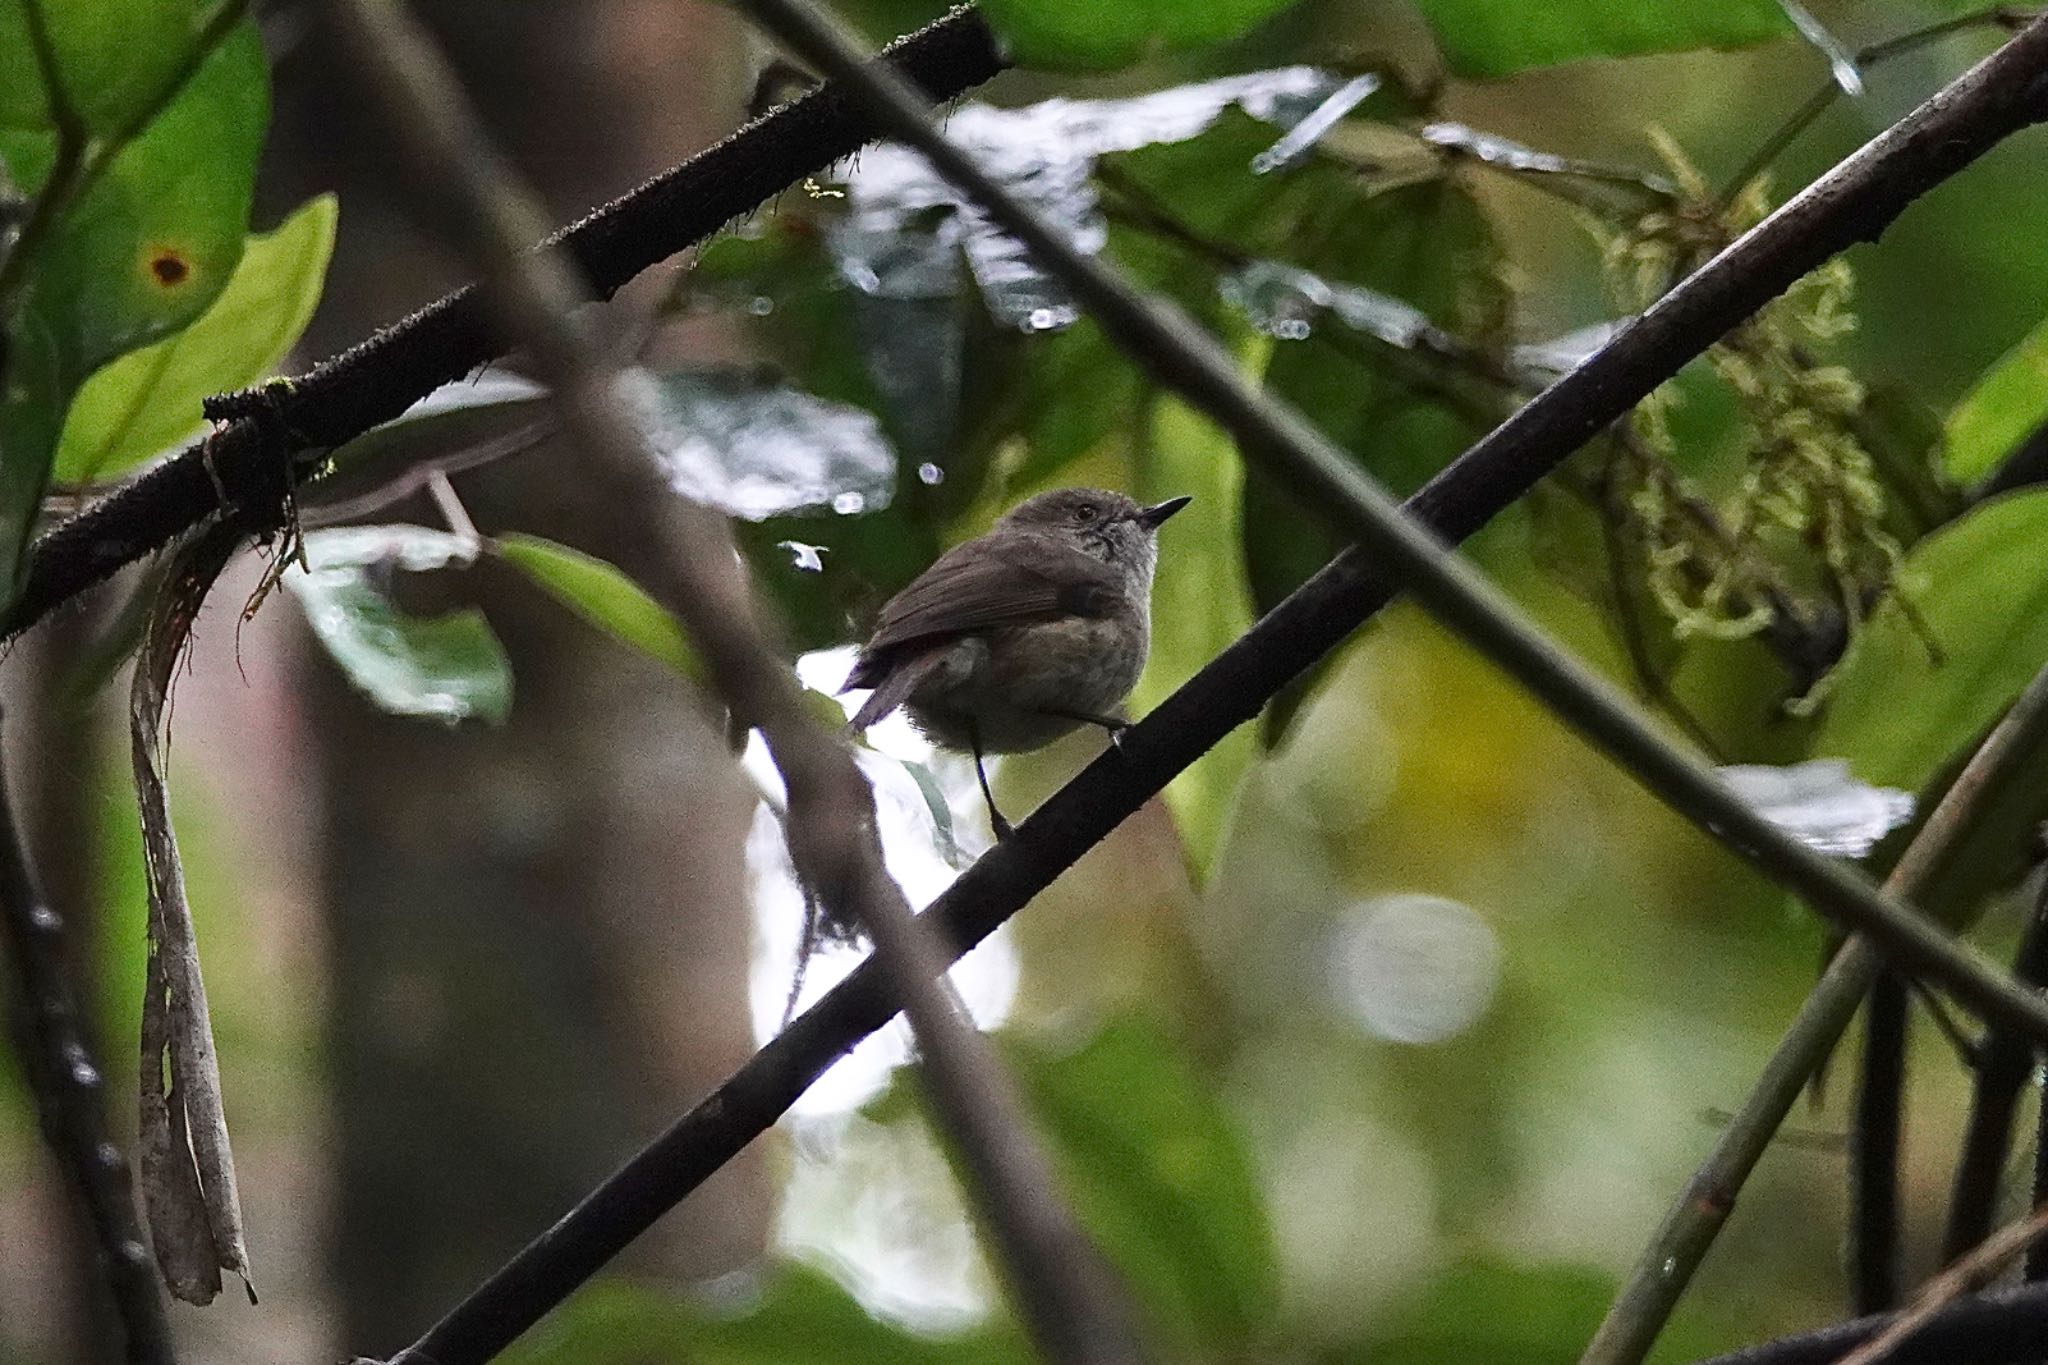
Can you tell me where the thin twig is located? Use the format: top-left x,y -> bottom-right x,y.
0,711 -> 174,1364
1718,6 -> 2039,205
1849,971 -> 1910,1313
1586,655 -> 2048,1364
319,4 -> 1145,1364
737,0 -> 2048,1034
350,11 -> 2048,1359
1943,870 -> 2048,1259
1834,1199 -> 2048,1365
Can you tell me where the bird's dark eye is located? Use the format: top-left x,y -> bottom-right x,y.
1074,503 -> 1099,523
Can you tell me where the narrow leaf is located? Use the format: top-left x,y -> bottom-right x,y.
132,522 -> 251,1304
494,533 -> 699,679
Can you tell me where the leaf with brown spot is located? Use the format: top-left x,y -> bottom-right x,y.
132,522 -> 254,1305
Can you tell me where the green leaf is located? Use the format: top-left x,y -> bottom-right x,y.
0,18 -> 266,599
494,533 -> 700,680
1945,313 -> 2048,488
499,1263 -> 1032,1365
1132,387 -> 1259,881
11,20 -> 267,380
979,0 -> 1307,71
0,0 -> 231,134
1244,177 -> 1505,741
284,526 -> 512,726
1008,1017 -> 1278,1350
54,193 -> 336,483
1407,0 -> 1791,76
1818,491 -> 2048,794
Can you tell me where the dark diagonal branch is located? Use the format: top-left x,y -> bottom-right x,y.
319,5 -> 1144,1365
1849,971 -> 1910,1313
377,12 -> 2048,1364
0,5 -> 1004,645
1691,1282 -> 2048,1365
0,714 -> 174,1364
1946,872 -> 2048,1258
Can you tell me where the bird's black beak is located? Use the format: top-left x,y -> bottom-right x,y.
1137,495 -> 1192,529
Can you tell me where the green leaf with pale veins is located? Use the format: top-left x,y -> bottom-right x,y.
494,533 -> 701,681
56,193 -> 336,483
979,0 -> 1308,71
1408,0 -> 1792,76
285,526 -> 512,726
1945,313 -> 2048,488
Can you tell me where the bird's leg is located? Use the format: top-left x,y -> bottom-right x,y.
1045,707 -> 1132,749
969,720 -> 1013,840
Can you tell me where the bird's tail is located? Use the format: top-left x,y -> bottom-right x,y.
846,648 -> 943,734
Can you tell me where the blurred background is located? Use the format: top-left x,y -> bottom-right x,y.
2,0 -> 2046,1360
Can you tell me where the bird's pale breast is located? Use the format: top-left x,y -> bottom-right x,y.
904,605 -> 1148,753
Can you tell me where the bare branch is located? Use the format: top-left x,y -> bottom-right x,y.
1849,972 -> 1910,1312
317,3 -> 1145,1363
1587,654 -> 2048,1364
1943,873 -> 2048,1258
1690,1282 -> 2048,1364
0,711 -> 175,1363
1835,1200 -> 2048,1365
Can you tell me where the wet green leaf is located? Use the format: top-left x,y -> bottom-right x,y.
55,193 -> 336,483
1408,0 -> 1791,76
1945,313 -> 2048,488
284,526 -> 511,726
980,0 -> 1307,71
494,533 -> 700,681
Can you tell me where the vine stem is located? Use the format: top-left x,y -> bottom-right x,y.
1584,655 -> 2048,1364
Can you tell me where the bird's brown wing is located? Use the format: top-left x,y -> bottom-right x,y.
845,535 -> 1122,688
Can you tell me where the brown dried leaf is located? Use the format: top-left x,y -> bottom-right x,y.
131,524 -> 254,1304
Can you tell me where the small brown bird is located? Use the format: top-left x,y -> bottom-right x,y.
843,486 -> 1191,836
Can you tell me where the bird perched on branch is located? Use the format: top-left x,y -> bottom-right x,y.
843,486 -> 1191,837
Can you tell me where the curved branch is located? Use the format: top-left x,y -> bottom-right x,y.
384,12 -> 2048,1365
1690,1282 -> 2048,1365
0,5 -> 1004,643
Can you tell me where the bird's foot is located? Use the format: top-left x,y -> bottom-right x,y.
990,810 -> 1015,841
